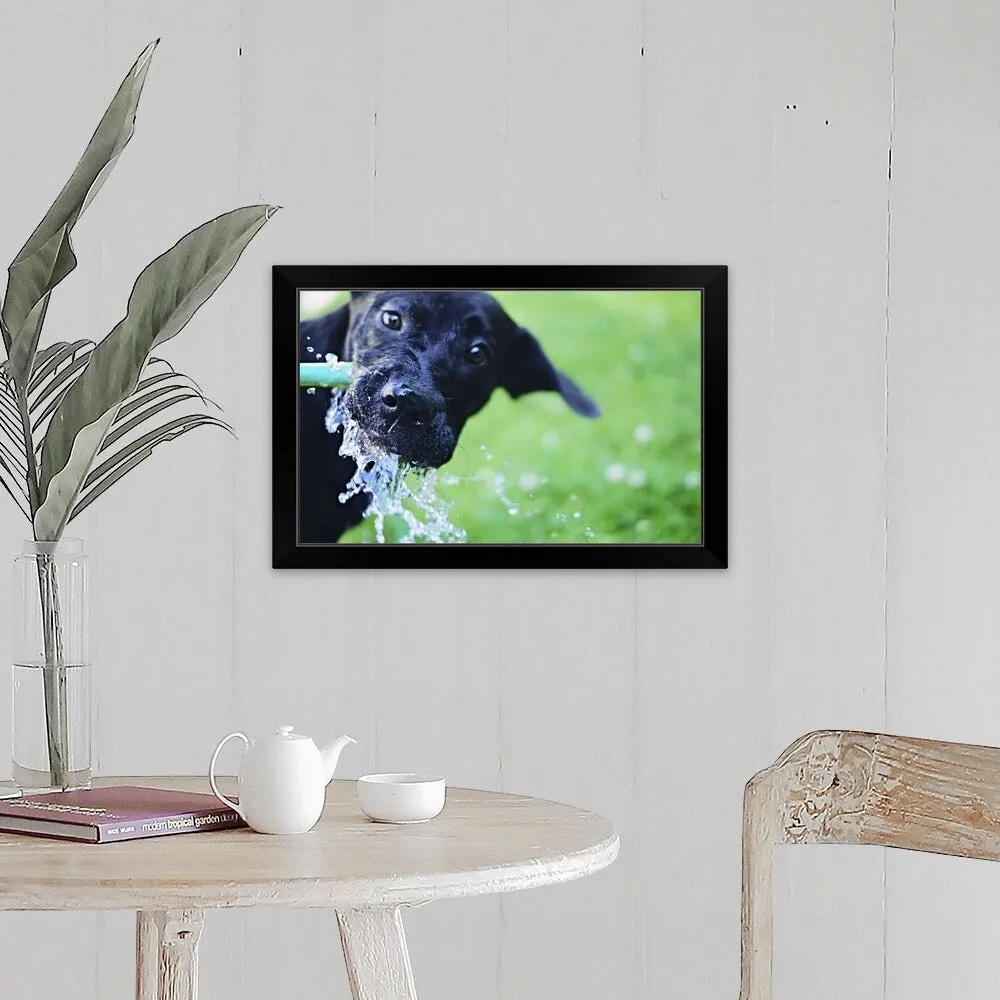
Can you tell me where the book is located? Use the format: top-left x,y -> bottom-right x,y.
0,785 -> 246,843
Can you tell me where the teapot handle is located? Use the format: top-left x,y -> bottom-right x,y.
209,732 -> 249,821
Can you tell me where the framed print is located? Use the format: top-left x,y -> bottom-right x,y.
272,265 -> 727,568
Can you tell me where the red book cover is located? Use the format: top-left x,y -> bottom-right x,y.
0,785 -> 246,843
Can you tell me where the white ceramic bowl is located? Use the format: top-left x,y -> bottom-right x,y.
357,773 -> 446,824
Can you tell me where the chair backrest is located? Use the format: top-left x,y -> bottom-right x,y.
740,729 -> 1000,1000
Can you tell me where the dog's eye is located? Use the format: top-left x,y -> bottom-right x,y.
381,310 -> 402,331
466,342 -> 491,366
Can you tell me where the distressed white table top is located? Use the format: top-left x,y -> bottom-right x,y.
0,777 -> 619,911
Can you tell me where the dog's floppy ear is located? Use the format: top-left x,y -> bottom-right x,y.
300,304 -> 349,361
500,327 -> 600,418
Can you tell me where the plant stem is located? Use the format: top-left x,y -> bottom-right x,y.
14,384 -> 69,787
36,553 -> 69,787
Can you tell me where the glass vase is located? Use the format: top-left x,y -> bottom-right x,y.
11,538 -> 91,791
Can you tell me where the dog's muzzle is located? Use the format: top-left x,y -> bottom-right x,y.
344,371 -> 456,468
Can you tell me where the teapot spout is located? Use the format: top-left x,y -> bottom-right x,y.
320,734 -> 357,783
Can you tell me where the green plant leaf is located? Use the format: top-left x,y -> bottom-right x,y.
0,403 -> 27,475
0,380 -> 30,518
0,433 -> 27,480
70,412 -> 231,521
28,339 -> 94,393
0,457 -> 30,519
0,405 -> 25,455
1,41 -> 157,383
104,387 -> 206,448
0,377 -> 24,447
30,342 -> 73,377
137,356 -> 208,394
35,414 -> 116,537
114,370 -> 212,424
0,378 -> 22,436
30,349 -> 94,424
34,203 -> 277,540
24,341 -> 95,451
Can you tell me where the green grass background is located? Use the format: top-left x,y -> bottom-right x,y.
301,290 -> 702,544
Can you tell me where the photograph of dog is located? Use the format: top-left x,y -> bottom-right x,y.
297,288 -> 702,545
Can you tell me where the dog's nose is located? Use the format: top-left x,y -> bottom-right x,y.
381,381 -> 433,422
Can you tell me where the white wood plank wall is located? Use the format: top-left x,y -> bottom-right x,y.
0,2 -> 996,998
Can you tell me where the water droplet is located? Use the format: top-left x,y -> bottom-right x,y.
518,472 -> 542,491
684,470 -> 701,489
306,387 -> 316,395
573,511 -> 582,519
627,469 -> 647,488
306,346 -> 315,354
541,431 -> 560,449
636,519 -> 651,533
605,463 -> 626,483
490,473 -> 519,514
584,527 -> 595,539
633,423 -> 654,443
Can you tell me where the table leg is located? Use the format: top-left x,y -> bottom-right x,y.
135,909 -> 204,1000
136,912 -> 160,1000
337,906 -> 419,1000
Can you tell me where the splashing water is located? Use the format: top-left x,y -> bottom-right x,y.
325,392 -> 466,544
489,472 -> 520,516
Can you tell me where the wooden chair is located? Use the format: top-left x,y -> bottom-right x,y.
740,729 -> 1000,1000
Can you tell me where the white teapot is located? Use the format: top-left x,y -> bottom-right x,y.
209,725 -> 356,834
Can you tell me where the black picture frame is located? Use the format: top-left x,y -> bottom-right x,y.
273,265 -> 727,569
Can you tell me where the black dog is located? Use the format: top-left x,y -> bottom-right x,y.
299,290 -> 599,542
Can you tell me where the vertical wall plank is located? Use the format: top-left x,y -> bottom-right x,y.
631,36 -> 779,994
500,0 -> 641,260
94,7 -> 244,998
0,10 -> 109,1000
0,0 -> 106,781
637,1 -> 891,998
488,6 -> 642,997
89,0 -> 244,779
313,4 -> 510,994
753,0 -> 891,994
886,2 -> 1000,998
229,4 -> 386,998
363,574 -> 502,1000
885,0 -> 1000,770
496,574 -> 636,1000
359,0 -> 508,261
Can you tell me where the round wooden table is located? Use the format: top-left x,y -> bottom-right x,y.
0,777 -> 619,999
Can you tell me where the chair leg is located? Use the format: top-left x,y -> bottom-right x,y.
337,906 -> 419,1000
741,774 -> 777,1000
136,909 -> 204,1000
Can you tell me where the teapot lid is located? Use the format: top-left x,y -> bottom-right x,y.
271,724 -> 309,741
